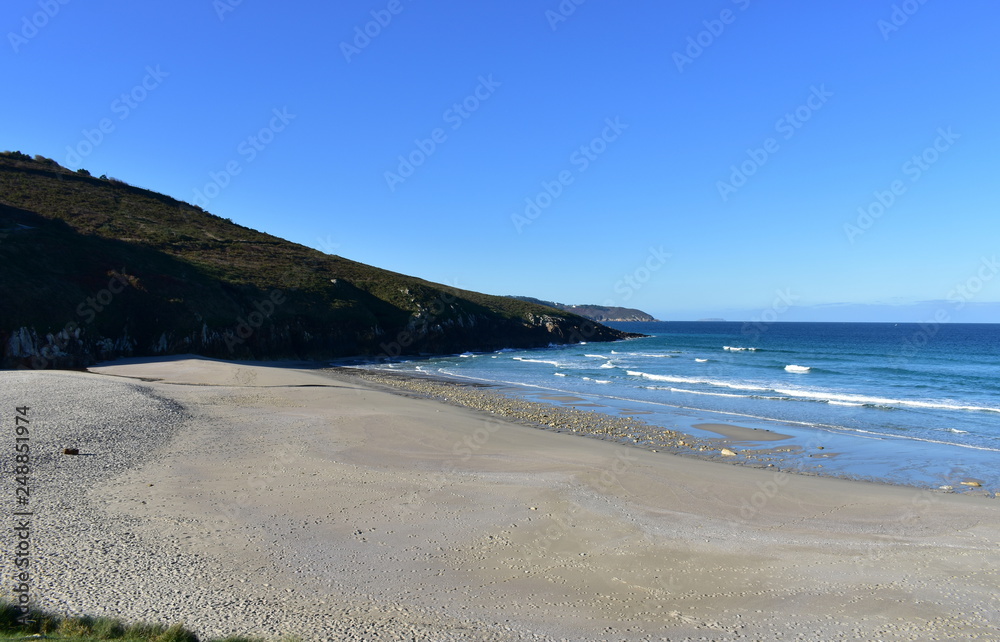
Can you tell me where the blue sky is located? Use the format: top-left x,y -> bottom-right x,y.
5,0 -> 999,321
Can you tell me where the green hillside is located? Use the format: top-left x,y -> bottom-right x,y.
0,152 -> 638,369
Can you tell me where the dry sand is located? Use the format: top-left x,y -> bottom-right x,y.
9,356 -> 1000,640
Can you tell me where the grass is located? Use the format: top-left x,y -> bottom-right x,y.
0,600 -> 296,642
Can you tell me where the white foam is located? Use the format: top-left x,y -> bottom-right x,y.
584,354 -> 608,359
425,368 -> 1000,453
626,368 -> 1000,415
599,361 -> 615,369
627,370 -> 771,392
554,373 -> 567,377
785,365 -> 810,373
513,357 -> 561,367
771,387 -> 1000,414
723,346 -> 757,352
695,358 -> 708,363
668,387 -> 746,399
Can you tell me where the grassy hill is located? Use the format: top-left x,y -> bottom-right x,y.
0,152 -> 638,369
509,296 -> 659,322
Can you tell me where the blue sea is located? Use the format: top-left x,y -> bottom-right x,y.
357,322 -> 1000,491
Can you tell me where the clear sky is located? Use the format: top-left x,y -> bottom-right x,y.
5,0 -> 999,321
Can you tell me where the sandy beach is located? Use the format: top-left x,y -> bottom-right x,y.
3,356 -> 999,641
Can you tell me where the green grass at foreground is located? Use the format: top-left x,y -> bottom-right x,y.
0,600 -> 296,642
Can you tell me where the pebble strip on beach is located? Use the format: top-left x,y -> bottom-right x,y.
333,369 -> 1000,497
335,369 -> 728,458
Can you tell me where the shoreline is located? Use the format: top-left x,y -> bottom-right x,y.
4,356 -> 999,641
331,366 -> 998,496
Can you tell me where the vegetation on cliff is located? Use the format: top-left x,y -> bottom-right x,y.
508,296 -> 659,322
0,153 -> 638,368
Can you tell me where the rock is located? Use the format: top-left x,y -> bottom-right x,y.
960,480 -> 982,487
62,447 -> 79,455
720,448 -> 737,457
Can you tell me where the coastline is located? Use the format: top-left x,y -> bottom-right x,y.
334,366 -> 998,495
3,356 -> 999,641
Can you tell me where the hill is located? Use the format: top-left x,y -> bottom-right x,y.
508,296 -> 659,322
0,153 -> 639,369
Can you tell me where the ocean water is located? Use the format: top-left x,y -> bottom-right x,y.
357,322 -> 1000,490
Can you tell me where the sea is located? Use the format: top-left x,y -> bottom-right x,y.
354,322 -> 1000,491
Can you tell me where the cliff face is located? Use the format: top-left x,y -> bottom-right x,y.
0,154 -> 638,369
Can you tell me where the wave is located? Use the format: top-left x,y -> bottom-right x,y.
626,370 -> 1000,415
662,387 -> 749,400
695,358 -> 708,363
399,367 -> 1000,454
513,357 -> 561,367
627,370 -> 772,392
724,346 -> 758,352
582,377 -> 612,384
785,365 -> 810,373
771,388 -> 1000,414
584,354 -> 608,359
599,361 -> 616,369
554,372 -> 567,377
459,352 -> 475,358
